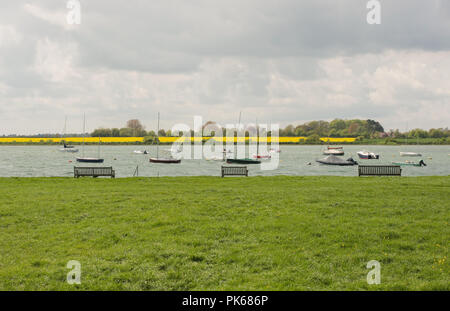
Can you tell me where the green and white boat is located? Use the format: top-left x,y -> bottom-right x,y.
227,111 -> 260,165
392,160 -> 426,167
227,158 -> 261,165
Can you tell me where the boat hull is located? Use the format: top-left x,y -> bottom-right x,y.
392,162 -> 420,166
357,152 -> 379,159
227,158 -> 261,164
316,155 -> 358,166
400,152 -> 422,157
252,155 -> 271,159
323,150 -> 344,156
76,158 -> 104,163
149,158 -> 181,164
316,160 -> 356,166
60,148 -> 79,153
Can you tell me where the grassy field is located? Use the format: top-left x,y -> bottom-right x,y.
0,176 -> 448,290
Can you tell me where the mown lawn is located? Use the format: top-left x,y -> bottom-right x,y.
0,176 -> 448,290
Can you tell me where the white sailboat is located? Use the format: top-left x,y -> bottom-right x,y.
76,114 -> 104,163
149,112 -> 181,164
252,118 -> 271,159
400,123 -> 422,157
59,116 -> 79,153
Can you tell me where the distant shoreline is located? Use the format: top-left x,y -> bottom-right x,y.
0,136 -> 448,145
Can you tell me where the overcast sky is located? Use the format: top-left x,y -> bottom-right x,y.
0,0 -> 449,134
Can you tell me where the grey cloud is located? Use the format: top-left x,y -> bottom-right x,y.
0,0 -> 449,134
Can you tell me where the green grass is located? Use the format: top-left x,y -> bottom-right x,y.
0,176 -> 448,290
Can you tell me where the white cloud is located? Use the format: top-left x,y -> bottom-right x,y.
23,3 -> 71,30
0,24 -> 22,46
33,38 -> 80,82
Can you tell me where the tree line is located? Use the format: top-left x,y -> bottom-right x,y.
89,118 -> 449,139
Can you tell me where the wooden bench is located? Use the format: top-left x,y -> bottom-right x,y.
74,167 -> 115,178
358,165 -> 401,176
221,166 -> 248,177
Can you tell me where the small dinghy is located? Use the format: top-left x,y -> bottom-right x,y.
252,153 -> 271,159
323,148 -> 344,156
149,158 -> 181,164
357,151 -> 379,159
392,160 -> 426,167
316,155 -> 358,166
205,156 -> 225,161
400,152 -> 422,157
59,143 -> 79,153
76,157 -> 104,163
227,158 -> 261,164
60,147 -> 79,153
133,150 -> 148,154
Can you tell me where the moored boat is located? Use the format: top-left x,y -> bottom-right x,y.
392,160 -> 426,167
76,114 -> 104,163
59,118 -> 78,152
149,158 -> 181,164
316,155 -> 357,166
323,148 -> 344,156
150,112 -> 182,164
252,154 -> 271,159
357,151 -> 379,159
60,146 -> 79,153
269,147 -> 281,153
400,152 -> 422,157
227,158 -> 261,165
76,157 -> 104,163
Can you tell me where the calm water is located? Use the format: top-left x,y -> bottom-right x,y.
0,145 -> 449,177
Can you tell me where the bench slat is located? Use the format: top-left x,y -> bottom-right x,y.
358,165 -> 401,176
221,166 -> 248,177
74,167 -> 115,178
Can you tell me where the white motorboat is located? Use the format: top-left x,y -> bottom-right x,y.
323,148 -> 344,156
357,150 -> 379,159
400,152 -> 422,157
60,147 -> 79,153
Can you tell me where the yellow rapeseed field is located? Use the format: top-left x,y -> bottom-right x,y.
0,136 -> 356,143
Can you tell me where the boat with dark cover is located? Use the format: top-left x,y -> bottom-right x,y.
316,155 -> 358,166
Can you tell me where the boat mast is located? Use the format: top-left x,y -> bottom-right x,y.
82,113 -> 85,157
63,116 -> 67,144
236,111 -> 241,159
405,122 -> 408,146
156,112 -> 160,159
256,117 -> 259,157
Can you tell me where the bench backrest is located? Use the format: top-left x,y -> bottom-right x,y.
74,167 -> 114,175
221,166 -> 248,177
358,165 -> 401,176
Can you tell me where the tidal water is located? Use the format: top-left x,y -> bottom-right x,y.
0,145 -> 449,177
